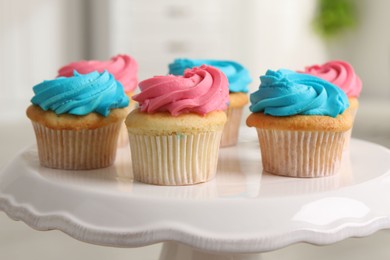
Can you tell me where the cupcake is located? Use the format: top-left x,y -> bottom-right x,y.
58,54 -> 138,146
301,60 -> 362,149
26,71 -> 129,170
58,54 -> 138,98
169,58 -> 251,147
126,65 -> 229,185
246,69 -> 352,178
301,60 -> 362,119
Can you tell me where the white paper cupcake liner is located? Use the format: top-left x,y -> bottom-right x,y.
220,107 -> 244,147
256,129 -> 347,178
117,103 -> 137,147
128,131 -> 222,185
117,122 -> 130,147
31,122 -> 122,170
343,107 -> 358,151
343,128 -> 352,151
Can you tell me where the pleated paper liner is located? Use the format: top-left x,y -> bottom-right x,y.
31,121 -> 122,170
128,131 -> 222,185
117,122 -> 130,147
343,105 -> 358,151
117,99 -> 137,147
256,129 -> 347,178
220,107 -> 244,148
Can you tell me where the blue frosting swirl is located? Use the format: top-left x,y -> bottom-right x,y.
168,58 -> 251,93
249,69 -> 349,117
31,71 -> 129,117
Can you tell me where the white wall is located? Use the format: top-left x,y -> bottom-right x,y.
239,0 -> 328,100
326,0 -> 390,99
0,0 -> 86,121
104,0 -> 247,82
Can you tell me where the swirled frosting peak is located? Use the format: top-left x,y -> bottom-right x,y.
57,54 -> 138,93
302,60 -> 362,97
168,58 -> 251,93
249,69 -> 349,117
31,71 -> 129,117
133,65 -> 229,116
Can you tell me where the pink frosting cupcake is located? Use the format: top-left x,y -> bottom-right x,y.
302,60 -> 362,118
302,60 -> 362,150
125,65 -> 229,185
58,54 -> 138,147
58,54 -> 138,95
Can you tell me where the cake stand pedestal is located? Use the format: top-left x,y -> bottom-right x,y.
1,129 -> 390,260
159,241 -> 263,260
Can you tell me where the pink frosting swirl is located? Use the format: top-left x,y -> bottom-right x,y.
302,60 -> 362,97
133,65 -> 229,116
57,54 -> 138,93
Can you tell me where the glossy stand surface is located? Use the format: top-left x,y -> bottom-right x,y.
1,128 -> 390,260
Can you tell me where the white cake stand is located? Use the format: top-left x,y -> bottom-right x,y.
1,128 -> 390,260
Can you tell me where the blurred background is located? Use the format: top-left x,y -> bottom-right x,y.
1,0 -> 390,115
1,0 -> 390,259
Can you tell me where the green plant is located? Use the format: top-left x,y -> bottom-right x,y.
313,0 -> 358,39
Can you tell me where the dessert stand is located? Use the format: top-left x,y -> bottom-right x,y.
1,128 -> 390,260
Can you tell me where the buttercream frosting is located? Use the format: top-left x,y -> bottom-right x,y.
31,71 -> 129,117
302,60 -> 362,97
133,65 -> 229,116
168,58 -> 251,93
57,54 -> 138,93
249,69 -> 349,117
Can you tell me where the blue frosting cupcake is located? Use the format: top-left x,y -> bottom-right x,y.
169,58 -> 251,93
31,70 -> 129,117
247,69 -> 352,178
249,69 -> 349,117
26,71 -> 130,170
